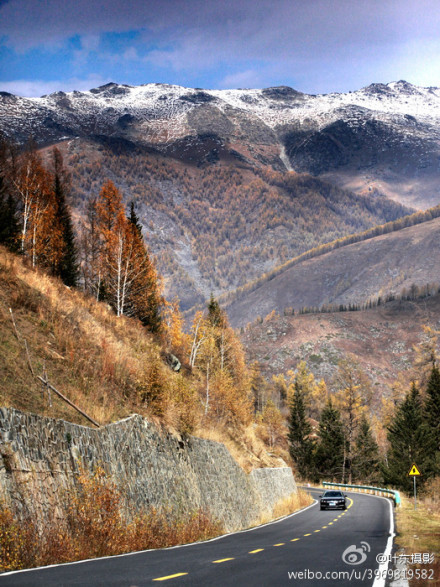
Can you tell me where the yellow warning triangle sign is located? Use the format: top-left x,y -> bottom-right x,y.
408,464 -> 421,476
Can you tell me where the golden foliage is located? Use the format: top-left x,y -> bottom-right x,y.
0,502 -> 27,572
188,305 -> 253,427
257,400 -> 285,450
13,147 -> 64,271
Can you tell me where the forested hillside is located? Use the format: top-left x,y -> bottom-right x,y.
52,138 -> 410,309
242,291 -> 440,390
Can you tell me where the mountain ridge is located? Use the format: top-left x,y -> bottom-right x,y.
2,79 -> 440,209
219,203 -> 440,315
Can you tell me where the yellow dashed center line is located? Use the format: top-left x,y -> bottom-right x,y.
154,497 -> 355,581
153,573 -> 188,581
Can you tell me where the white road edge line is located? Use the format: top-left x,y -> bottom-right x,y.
370,494 -> 395,587
1,499 -> 319,576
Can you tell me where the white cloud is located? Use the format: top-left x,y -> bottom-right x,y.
219,69 -> 265,89
123,46 -> 139,61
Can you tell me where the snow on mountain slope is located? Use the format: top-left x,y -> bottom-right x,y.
2,80 -> 440,140
1,80 -> 440,209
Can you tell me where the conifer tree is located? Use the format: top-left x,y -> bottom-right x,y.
0,193 -> 19,251
128,201 -> 143,237
0,139 -> 19,251
424,365 -> 440,470
384,382 -> 434,490
52,148 -> 78,286
334,357 -> 372,484
352,414 -> 381,483
15,146 -> 63,270
288,379 -> 314,478
207,293 -> 227,328
79,196 -> 103,300
314,399 -> 345,482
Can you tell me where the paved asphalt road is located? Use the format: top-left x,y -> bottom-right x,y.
0,489 -> 394,587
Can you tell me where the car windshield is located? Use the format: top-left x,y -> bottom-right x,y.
323,491 -> 343,497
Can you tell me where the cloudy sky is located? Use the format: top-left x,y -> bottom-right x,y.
0,0 -> 439,97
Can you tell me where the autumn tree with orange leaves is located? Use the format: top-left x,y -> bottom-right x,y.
13,145 -> 64,272
87,180 -> 163,331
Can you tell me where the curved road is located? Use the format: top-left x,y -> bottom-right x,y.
0,489 -> 394,586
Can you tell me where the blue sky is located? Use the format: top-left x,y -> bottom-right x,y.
1,0 -> 440,97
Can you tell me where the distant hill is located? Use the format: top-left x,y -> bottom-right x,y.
225,214 -> 440,327
241,292 -> 440,392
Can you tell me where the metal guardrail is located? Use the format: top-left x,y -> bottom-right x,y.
322,481 -> 401,506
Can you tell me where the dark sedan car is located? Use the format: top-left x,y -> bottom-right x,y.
319,490 -> 347,510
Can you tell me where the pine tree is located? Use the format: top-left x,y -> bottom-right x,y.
128,201 -> 143,237
0,192 -> 19,252
384,382 -> 434,491
314,399 -> 346,482
52,148 -> 78,286
288,379 -> 314,479
0,139 -> 19,251
424,365 -> 440,472
129,228 -> 163,333
207,293 -> 226,328
126,203 -> 163,332
352,414 -> 381,484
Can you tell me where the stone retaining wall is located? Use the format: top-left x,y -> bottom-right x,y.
0,408 -> 296,531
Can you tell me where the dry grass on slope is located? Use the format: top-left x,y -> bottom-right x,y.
395,479 -> 440,586
0,246 -> 184,428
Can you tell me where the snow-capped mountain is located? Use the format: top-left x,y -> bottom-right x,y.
1,80 -> 440,209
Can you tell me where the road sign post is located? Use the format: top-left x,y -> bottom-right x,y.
408,464 -> 421,510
